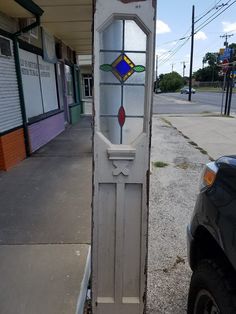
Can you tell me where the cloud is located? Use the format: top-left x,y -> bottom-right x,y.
156,48 -> 167,55
156,48 -> 172,60
156,20 -> 171,34
222,21 -> 236,33
195,31 -> 207,40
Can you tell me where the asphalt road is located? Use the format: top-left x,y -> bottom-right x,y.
154,91 -> 236,114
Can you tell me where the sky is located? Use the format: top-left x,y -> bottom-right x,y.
156,0 -> 236,77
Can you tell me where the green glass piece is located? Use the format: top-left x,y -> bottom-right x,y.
133,65 -> 145,73
100,64 -> 112,72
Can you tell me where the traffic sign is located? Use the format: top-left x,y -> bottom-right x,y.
222,59 -> 229,73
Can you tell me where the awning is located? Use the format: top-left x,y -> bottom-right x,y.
0,0 -> 92,54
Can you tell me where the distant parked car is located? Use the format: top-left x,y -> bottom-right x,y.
180,86 -> 196,94
187,156 -> 236,314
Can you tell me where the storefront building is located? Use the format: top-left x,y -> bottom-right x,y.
0,0 -> 91,171
77,54 -> 93,115
0,14 -> 26,170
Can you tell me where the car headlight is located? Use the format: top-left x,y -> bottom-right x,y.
200,161 -> 218,190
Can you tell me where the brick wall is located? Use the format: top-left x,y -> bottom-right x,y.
0,128 -> 26,171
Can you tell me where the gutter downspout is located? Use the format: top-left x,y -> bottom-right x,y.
13,8 -> 43,156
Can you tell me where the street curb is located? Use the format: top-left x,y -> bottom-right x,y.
160,117 -> 214,161
76,245 -> 91,314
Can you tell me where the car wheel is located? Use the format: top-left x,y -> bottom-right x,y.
188,259 -> 236,314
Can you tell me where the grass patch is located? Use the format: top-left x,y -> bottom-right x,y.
188,141 -> 198,146
196,147 -> 208,155
201,111 -> 211,114
162,255 -> 185,273
160,117 -> 172,126
196,87 -> 236,93
153,161 -> 169,168
223,115 -> 235,118
176,162 -> 190,170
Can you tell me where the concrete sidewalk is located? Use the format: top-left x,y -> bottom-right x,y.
161,114 -> 236,160
0,116 -> 92,314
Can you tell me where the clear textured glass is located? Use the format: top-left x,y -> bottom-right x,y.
101,20 -> 123,50
100,52 -> 120,83
123,86 -> 144,116
100,117 -> 120,144
99,19 -> 147,144
123,118 -> 143,144
125,53 -> 146,84
124,20 -> 146,51
100,85 -> 121,115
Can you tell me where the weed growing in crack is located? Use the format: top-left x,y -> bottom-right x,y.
153,161 -> 169,168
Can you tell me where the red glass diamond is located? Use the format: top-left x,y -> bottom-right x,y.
118,106 -> 126,127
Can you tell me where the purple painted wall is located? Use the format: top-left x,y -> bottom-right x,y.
29,113 -> 65,152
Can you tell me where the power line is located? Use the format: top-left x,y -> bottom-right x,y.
195,0 -> 222,23
159,37 -> 190,66
194,0 -> 222,20
158,34 -> 190,62
195,0 -> 236,34
158,32 -> 191,64
157,36 -> 188,48
158,0 -> 236,70
158,0 -> 224,49
220,33 -> 234,47
157,1 -> 222,58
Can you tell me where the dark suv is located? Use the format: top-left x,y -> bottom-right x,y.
187,156 -> 236,314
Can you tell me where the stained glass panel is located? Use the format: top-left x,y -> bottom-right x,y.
100,117 -> 120,144
124,20 -> 147,51
100,85 -> 121,115
125,53 -> 146,83
122,118 -> 143,144
99,19 -> 147,144
123,86 -> 145,116
101,20 -> 123,50
118,106 -> 126,127
100,52 -> 120,83
100,53 -> 145,83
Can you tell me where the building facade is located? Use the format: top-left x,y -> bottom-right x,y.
0,10 -> 82,170
77,54 -> 92,115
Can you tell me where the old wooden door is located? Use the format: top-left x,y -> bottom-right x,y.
92,1 -> 156,313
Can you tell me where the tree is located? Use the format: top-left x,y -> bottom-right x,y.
203,52 -> 218,67
159,72 -> 184,92
228,43 -> 236,50
193,66 -> 220,82
228,43 -> 236,61
196,52 -> 220,82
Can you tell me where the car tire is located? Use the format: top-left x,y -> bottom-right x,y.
187,259 -> 236,314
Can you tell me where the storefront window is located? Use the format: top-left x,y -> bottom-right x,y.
65,65 -> 75,105
83,74 -> 93,98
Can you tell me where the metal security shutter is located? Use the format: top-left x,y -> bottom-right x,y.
0,37 -> 22,133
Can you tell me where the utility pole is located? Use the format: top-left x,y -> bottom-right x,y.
181,61 -> 187,77
220,33 -> 234,48
171,63 -> 174,72
155,54 -> 158,92
189,5 -> 195,101
220,34 -> 234,115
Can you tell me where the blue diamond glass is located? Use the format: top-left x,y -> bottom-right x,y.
115,59 -> 131,77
